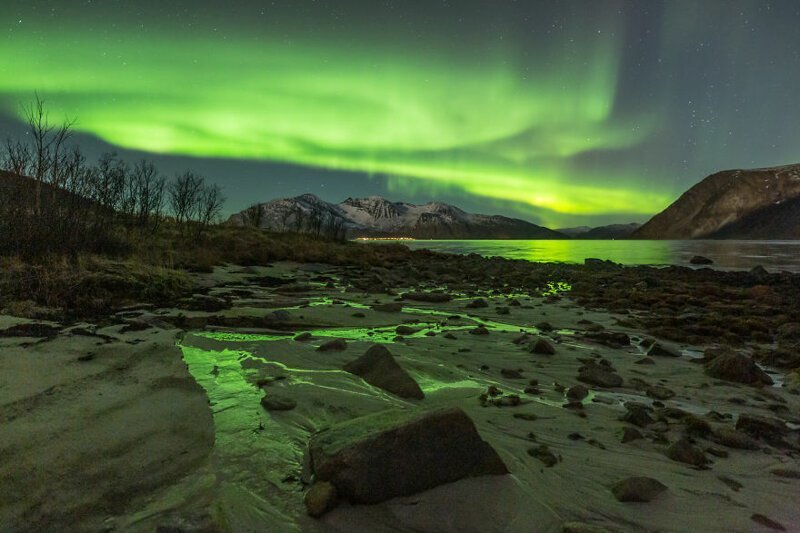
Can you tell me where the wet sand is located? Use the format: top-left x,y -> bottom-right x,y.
1,262 -> 799,532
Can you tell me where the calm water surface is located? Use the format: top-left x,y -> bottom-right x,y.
369,240 -> 800,273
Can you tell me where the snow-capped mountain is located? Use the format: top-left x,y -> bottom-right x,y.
228,194 -> 564,239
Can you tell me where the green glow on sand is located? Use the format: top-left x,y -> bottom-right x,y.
0,14 -> 672,220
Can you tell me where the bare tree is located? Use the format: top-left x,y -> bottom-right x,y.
324,215 -> 347,242
243,203 -> 264,228
306,205 -> 324,236
275,206 -> 293,232
168,171 -> 204,227
90,152 -> 127,232
1,138 -> 32,176
23,95 -> 75,215
196,183 -> 225,236
291,205 -> 306,232
131,160 -> 165,232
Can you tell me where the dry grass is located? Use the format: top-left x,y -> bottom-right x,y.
0,224 -> 413,318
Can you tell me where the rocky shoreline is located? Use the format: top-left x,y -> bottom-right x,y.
1,255 -> 799,531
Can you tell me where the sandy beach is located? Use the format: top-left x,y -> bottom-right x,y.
1,260 -> 799,532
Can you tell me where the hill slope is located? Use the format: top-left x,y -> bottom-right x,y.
558,223 -> 641,240
633,164 -> 800,239
229,195 -> 565,239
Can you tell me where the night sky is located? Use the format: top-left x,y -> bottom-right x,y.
2,1 -> 799,227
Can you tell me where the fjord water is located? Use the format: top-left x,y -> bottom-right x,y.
386,239 -> 800,272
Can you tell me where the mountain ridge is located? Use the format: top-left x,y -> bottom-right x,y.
633,163 -> 800,239
228,194 -> 565,239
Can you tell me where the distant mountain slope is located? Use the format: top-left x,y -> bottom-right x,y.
557,223 -> 641,239
633,164 -> 800,239
555,226 -> 591,237
229,194 -> 565,239
707,197 -> 800,239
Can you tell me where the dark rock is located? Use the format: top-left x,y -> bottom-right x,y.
443,332 -> 457,340
623,406 -> 654,428
305,408 -> 508,504
646,385 -> 675,400
294,332 -> 312,342
710,428 -> 760,450
465,298 -> 488,309
751,513 -> 786,531
566,384 -> 589,401
260,393 -> 297,411
0,323 -> 61,338
483,394 -> 522,407
343,345 -> 424,400
690,255 -> 714,265
705,352 -> 773,385
271,309 -> 291,321
611,476 -> 667,502
500,368 -> 524,379
512,333 -> 532,345
372,302 -> 403,313
578,367 -> 623,388
635,357 -> 656,365
181,294 -> 230,312
683,415 -> 712,437
496,306 -> 510,315
665,438 -> 708,467
586,330 -> 630,348
402,291 -> 452,303
770,468 -> 800,479
530,338 -> 556,355
717,475 -> 743,492
706,446 -> 728,458
527,444 -> 558,467
469,326 -> 490,335
621,427 -> 643,443
736,414 -> 788,443
317,338 -> 347,352
536,321 -> 554,332
395,325 -> 418,336
648,342 -> 680,357
304,481 -> 337,518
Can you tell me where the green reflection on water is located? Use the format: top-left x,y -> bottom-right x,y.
402,239 -> 675,265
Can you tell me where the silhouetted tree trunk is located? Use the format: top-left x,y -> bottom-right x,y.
243,203 -> 264,228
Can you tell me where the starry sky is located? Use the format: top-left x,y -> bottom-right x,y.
2,1 -> 799,228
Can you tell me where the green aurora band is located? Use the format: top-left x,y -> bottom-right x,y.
0,13 -> 672,223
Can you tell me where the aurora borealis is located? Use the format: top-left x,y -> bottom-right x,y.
2,1 -> 800,227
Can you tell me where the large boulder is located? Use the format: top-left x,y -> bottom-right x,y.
577,366 -> 623,388
611,476 -> 667,502
704,352 -> 773,385
665,438 -> 708,468
305,408 -> 508,505
343,345 -> 424,399
735,414 -> 788,444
